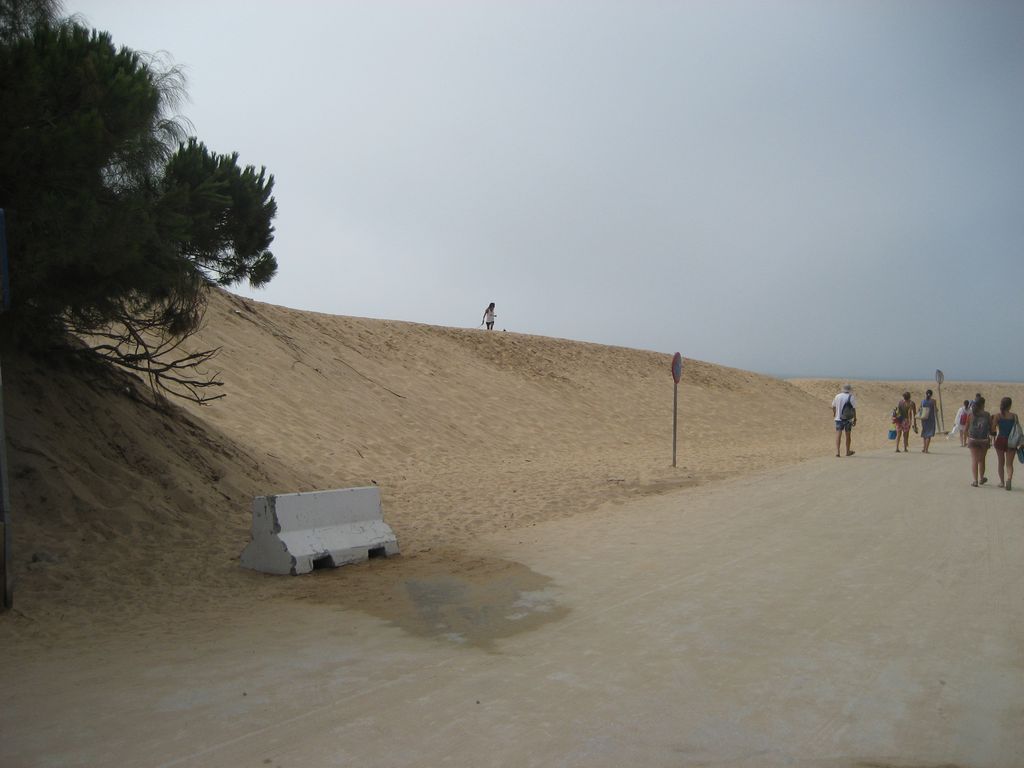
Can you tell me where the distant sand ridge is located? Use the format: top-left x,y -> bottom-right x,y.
4,286 -> 1023,645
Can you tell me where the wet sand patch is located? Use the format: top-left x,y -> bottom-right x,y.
287,549 -> 569,650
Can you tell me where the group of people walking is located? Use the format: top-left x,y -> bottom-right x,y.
890,389 -> 939,453
831,385 -> 1023,489
953,394 -> 1022,489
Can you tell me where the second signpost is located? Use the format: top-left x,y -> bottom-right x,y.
671,352 -> 683,467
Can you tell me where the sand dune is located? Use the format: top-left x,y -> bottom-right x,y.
3,287 -> 1022,647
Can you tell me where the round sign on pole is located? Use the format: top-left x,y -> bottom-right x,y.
935,369 -> 944,385
670,352 -> 682,467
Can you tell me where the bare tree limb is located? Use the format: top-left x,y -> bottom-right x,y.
67,291 -> 226,405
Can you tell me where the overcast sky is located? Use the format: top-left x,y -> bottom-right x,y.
73,1 -> 1024,380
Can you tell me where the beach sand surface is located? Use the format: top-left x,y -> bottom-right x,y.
3,441 -> 1023,767
2,288 -> 1022,765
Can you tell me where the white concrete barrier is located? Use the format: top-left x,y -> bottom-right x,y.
240,486 -> 399,575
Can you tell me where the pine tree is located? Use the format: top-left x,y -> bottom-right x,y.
0,2 -> 278,401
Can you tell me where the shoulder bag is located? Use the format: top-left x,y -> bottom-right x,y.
1009,415 -> 1023,449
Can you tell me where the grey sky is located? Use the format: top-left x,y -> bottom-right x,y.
73,1 -> 1024,380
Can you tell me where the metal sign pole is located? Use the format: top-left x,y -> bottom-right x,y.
0,357 -> 12,609
671,353 -> 683,468
937,385 -> 945,433
0,208 -> 8,312
672,382 -> 678,467
0,209 -> 10,609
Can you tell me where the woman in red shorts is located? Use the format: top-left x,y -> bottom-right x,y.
967,396 -> 995,487
893,392 -> 917,453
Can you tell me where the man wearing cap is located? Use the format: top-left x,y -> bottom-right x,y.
832,383 -> 857,457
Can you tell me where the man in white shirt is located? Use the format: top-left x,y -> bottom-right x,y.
831,383 -> 857,457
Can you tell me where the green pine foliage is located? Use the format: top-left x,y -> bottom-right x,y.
0,2 -> 278,366
163,139 -> 278,289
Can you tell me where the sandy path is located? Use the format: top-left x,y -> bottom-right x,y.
2,439 -> 1021,768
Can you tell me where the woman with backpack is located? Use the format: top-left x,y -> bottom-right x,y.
966,395 -> 995,487
992,397 -> 1021,491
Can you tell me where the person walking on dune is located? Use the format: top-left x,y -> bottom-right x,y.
966,395 -> 994,487
919,389 -> 938,452
893,392 -> 917,453
482,302 -> 496,330
831,383 -> 857,457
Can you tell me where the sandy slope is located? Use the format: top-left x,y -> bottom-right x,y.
2,287 -> 1022,646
